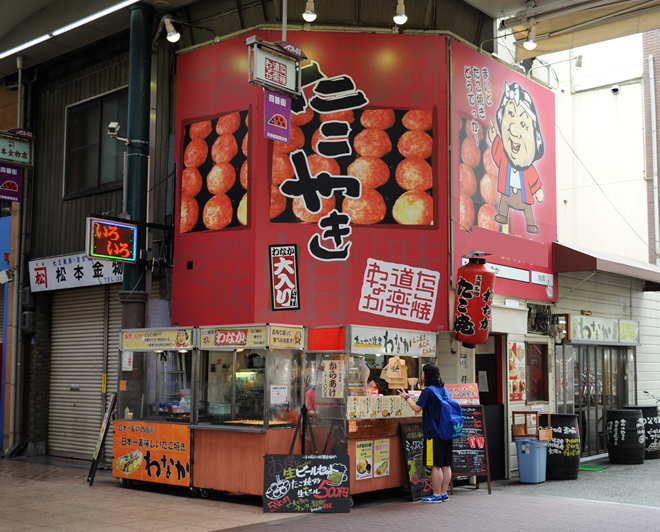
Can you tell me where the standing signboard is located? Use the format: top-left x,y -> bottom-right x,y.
263,454 -> 350,513
87,393 -> 117,486
450,405 -> 491,494
399,421 -> 432,501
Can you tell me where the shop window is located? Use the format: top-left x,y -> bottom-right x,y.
64,89 -> 128,198
526,343 -> 549,402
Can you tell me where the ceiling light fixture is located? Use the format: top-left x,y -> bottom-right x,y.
52,0 -> 141,36
164,15 -> 180,43
393,0 -> 408,26
574,55 -> 583,70
0,34 -> 51,60
523,24 -> 537,51
302,1 -> 317,22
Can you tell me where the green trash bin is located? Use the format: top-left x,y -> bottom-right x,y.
515,437 -> 549,483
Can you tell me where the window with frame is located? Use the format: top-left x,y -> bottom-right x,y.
64,90 -> 128,198
526,343 -> 549,402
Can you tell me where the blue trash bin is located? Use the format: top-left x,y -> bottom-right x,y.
515,437 -> 549,483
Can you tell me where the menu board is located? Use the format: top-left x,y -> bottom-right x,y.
263,454 -> 350,513
508,341 -> 526,401
451,405 -> 491,492
399,422 -> 433,501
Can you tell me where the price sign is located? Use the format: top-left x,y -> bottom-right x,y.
86,217 -> 138,263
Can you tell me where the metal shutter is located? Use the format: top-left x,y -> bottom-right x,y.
48,284 -> 121,459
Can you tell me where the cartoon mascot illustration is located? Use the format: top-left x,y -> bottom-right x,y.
488,81 -> 545,234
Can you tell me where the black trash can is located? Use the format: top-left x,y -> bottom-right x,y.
623,405 -> 660,460
606,409 -> 645,464
540,413 -> 580,480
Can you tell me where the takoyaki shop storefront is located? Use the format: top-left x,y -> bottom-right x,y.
114,325 -> 306,493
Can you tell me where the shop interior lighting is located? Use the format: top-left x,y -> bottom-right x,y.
523,24 -> 537,51
0,0 -> 140,60
154,349 -> 164,353
178,349 -> 189,353
393,0 -> 408,25
302,1 -> 317,22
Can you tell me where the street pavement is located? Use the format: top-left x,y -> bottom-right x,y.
1,455 -> 659,531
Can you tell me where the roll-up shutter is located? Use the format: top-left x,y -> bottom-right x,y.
48,284 -> 122,459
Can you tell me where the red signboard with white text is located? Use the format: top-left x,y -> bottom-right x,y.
173,31 -> 450,330
451,41 -> 557,302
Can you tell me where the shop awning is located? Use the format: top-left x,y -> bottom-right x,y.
553,242 -> 660,290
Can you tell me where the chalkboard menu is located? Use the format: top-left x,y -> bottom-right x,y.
263,454 -> 350,513
452,405 -> 491,493
399,422 -> 433,501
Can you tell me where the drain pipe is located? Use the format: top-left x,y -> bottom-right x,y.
649,55 -> 660,266
6,55 -> 25,456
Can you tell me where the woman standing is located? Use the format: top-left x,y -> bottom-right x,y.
399,363 -> 452,503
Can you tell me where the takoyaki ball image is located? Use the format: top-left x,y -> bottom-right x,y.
308,153 -> 340,177
347,156 -> 390,189
189,120 -> 212,139
270,185 -> 287,219
180,195 -> 199,233
342,189 -> 386,225
207,162 -> 236,194
360,109 -> 396,130
459,163 -> 477,197
402,110 -> 432,131
242,133 -> 248,156
181,167 -> 202,197
203,193 -> 233,230
273,124 -> 305,153
483,146 -> 498,176
478,203 -> 499,231
480,173 -> 499,205
392,191 -> 433,225
396,157 -> 432,191
240,160 -> 248,189
216,111 -> 241,135
459,191 -> 474,231
292,195 -> 336,223
320,110 -> 355,124
464,118 -> 484,142
272,152 -> 295,185
211,134 -> 238,164
398,130 -> 433,160
292,106 -> 314,126
461,136 -> 481,167
237,193 -> 248,226
311,128 -> 346,153
184,138 -> 208,167
354,128 -> 392,158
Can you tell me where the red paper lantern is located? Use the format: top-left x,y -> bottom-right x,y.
452,256 -> 496,348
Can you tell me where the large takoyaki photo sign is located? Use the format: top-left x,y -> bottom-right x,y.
173,32 -> 450,329
451,41 -> 557,302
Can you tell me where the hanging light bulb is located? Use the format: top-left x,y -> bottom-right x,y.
393,0 -> 407,25
523,24 -> 537,51
303,1 -> 317,22
164,15 -> 180,43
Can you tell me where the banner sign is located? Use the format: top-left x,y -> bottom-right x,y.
351,325 -> 436,357
121,328 -> 194,351
263,454 -> 350,513
0,133 -> 31,165
568,314 -> 619,343
268,325 -> 304,348
269,244 -> 300,311
113,421 -> 191,487
445,383 -> 480,405
0,161 -> 21,202
264,89 -> 291,144
200,326 -> 267,349
29,253 -> 122,292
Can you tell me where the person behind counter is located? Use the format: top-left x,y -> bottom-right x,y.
399,363 -> 452,503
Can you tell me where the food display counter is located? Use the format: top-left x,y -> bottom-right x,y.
307,325 -> 437,495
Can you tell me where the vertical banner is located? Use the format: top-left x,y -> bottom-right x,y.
264,89 -> 291,144
269,244 -> 301,311
355,440 -> 373,480
321,359 -> 345,398
373,439 -> 390,477
508,341 -> 526,402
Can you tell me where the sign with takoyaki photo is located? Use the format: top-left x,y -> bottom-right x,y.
373,438 -> 390,478
112,421 -> 191,487
179,110 -> 250,234
355,440 -> 373,480
451,40 -> 556,303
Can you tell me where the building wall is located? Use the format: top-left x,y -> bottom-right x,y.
644,30 -> 660,264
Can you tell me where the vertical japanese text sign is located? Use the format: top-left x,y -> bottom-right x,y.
269,244 -> 301,310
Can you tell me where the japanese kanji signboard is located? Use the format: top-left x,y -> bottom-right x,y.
86,217 -> 138,263
264,89 -> 291,144
29,253 -> 123,292
351,325 -> 436,357
199,326 -> 267,349
121,328 -> 194,352
321,359 -> 345,398
263,454 -> 350,513
269,244 -> 300,310
0,161 -> 21,202
0,133 -> 31,165
113,421 -> 191,487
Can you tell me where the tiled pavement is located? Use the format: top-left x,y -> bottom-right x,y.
2,456 -> 660,532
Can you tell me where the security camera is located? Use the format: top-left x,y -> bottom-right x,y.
611,85 -> 620,94
107,122 -> 120,136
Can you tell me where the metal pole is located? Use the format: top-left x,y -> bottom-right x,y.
282,0 -> 287,41
649,55 -> 660,265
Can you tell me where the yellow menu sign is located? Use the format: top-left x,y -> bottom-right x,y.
268,326 -> 304,348
199,326 -> 267,349
121,329 -> 193,351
